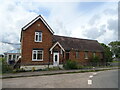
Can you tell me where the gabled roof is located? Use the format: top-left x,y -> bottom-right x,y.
22,15 -> 54,34
53,35 -> 104,52
50,42 -> 65,52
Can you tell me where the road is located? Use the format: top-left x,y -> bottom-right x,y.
89,69 -> 119,88
2,69 -> 119,88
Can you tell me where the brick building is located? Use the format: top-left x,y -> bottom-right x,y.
20,15 -> 104,69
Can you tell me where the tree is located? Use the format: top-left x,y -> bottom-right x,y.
108,41 -> 120,58
100,43 -> 113,62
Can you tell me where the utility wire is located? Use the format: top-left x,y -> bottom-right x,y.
1,41 -> 20,45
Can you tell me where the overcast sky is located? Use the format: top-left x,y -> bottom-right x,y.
0,0 -> 118,54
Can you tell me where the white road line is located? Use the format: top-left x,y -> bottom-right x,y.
88,79 -> 92,85
89,75 -> 93,78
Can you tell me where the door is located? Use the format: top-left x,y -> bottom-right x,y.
53,52 -> 59,66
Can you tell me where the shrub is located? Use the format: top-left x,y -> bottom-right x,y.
32,67 -> 35,72
90,56 -> 100,66
2,58 -> 13,73
63,60 -> 78,69
12,68 -> 26,73
77,65 -> 84,69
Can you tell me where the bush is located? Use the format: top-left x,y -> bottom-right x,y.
63,60 -> 78,69
2,58 -> 13,73
12,68 -> 26,73
90,56 -> 100,66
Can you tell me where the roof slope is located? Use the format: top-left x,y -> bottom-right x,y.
53,35 -> 104,52
22,15 -> 54,34
20,15 -> 54,42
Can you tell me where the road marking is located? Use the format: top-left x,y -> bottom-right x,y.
88,79 -> 92,85
89,75 -> 93,78
93,72 -> 97,75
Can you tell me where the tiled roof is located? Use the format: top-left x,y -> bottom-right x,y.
53,35 -> 104,52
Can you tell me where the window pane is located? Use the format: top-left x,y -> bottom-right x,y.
13,55 -> 16,60
33,53 -> 36,59
33,51 -> 37,59
37,51 -> 42,60
76,51 -> 79,58
8,55 -> 11,60
36,34 -> 38,41
39,32 -> 42,41
85,52 -> 88,59
55,55 -> 57,61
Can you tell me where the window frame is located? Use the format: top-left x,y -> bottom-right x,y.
35,31 -> 42,42
32,50 -> 43,61
84,51 -> 88,59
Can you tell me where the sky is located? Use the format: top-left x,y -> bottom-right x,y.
0,0 -> 118,54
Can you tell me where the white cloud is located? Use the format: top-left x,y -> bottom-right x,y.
0,1 -> 118,54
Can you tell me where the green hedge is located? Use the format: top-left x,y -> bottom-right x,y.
63,60 -> 78,69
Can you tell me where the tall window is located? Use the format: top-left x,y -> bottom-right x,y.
35,32 -> 42,42
32,50 -> 43,61
76,51 -> 80,59
84,52 -> 88,59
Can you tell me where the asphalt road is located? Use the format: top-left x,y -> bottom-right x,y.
89,69 -> 119,88
2,69 -> 119,88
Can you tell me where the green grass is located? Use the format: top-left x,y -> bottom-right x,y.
112,60 -> 120,63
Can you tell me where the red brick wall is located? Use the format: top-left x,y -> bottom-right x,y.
21,20 -> 53,65
66,50 -> 103,65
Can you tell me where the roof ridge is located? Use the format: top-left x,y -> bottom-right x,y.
53,35 -> 97,41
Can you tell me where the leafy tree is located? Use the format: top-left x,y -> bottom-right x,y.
100,43 -> 113,62
108,41 -> 120,58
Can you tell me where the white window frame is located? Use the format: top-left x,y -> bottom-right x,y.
84,52 -> 88,59
32,50 -> 43,61
35,32 -> 42,42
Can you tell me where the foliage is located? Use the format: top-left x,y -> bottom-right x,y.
48,67 -> 62,71
2,58 -> 13,73
100,43 -> 113,62
63,60 -> 78,69
108,41 -> 120,58
12,68 -> 26,73
32,67 -> 35,72
90,56 -> 100,66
